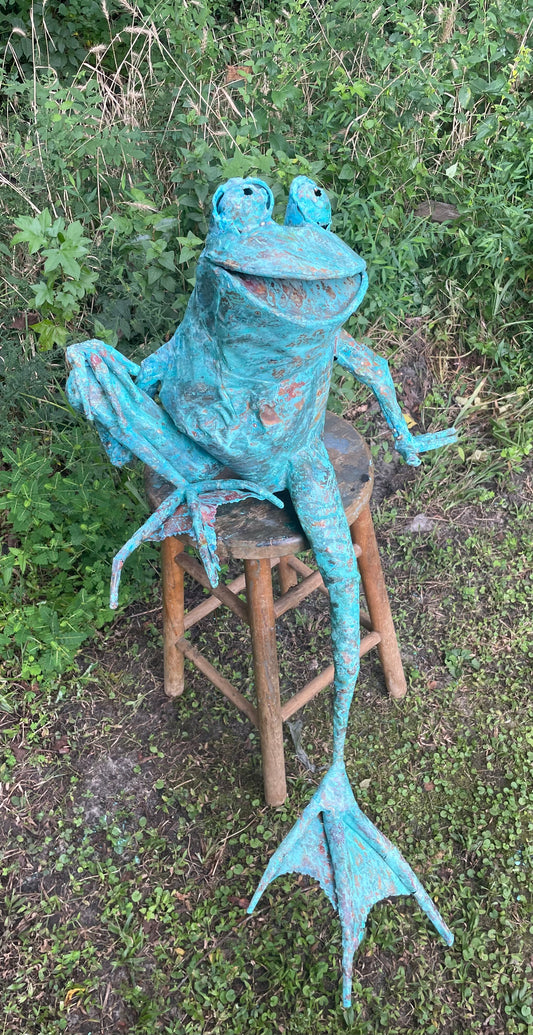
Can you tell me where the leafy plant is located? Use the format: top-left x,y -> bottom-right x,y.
11,209 -> 98,349
0,430 -> 156,681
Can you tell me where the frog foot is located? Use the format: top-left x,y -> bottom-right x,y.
109,478 -> 283,608
248,760 -> 453,1008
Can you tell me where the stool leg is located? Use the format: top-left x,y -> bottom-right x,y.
161,536 -> 185,698
351,504 -> 407,701
244,558 -> 287,806
278,556 -> 298,594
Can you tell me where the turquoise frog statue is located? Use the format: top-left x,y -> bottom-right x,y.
66,175 -> 455,1006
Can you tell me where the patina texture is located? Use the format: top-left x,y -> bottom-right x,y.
66,175 -> 456,1006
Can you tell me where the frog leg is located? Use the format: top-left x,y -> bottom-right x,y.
335,330 -> 457,465
66,339 -> 218,485
248,441 -> 452,1007
110,477 -> 283,608
66,340 -> 284,606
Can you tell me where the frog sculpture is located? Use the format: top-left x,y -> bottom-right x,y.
66,175 -> 456,1006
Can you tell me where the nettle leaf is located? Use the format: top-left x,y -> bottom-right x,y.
271,82 -> 301,110
147,266 -> 162,285
158,250 -> 176,272
339,163 -> 354,181
476,114 -> 499,141
33,281 -> 55,307
58,252 -> 81,279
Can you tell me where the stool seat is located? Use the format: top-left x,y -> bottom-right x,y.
145,412 -> 373,559
145,412 -> 406,806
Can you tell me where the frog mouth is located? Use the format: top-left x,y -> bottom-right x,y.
231,271 -> 364,323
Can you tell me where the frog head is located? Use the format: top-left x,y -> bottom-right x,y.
201,176 -> 367,330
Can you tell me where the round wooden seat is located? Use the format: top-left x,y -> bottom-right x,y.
144,411 -> 373,560
145,412 -> 406,806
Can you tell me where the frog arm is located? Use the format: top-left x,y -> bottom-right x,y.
335,330 -> 457,464
135,333 -> 176,397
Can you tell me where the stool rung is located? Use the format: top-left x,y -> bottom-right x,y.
175,553 -> 249,623
274,570 -> 324,619
176,636 -> 258,727
183,559 -> 278,631
285,554 -> 373,631
280,629 -> 382,721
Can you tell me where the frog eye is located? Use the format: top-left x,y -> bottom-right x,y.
285,175 -> 332,229
211,177 -> 274,233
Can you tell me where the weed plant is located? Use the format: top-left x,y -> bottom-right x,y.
0,427 -> 157,689
1,0 -> 531,378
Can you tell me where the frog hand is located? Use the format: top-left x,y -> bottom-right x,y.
394,426 -> 458,466
182,479 -> 283,586
65,340 -> 140,423
109,478 -> 283,608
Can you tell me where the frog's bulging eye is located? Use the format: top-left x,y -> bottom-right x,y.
314,188 -> 322,197
211,177 -> 274,233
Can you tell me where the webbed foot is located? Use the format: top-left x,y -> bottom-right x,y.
110,478 -> 283,608
248,763 -> 453,1008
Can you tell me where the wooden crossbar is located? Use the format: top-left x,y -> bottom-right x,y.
176,636 -> 258,726
280,630 -> 381,721
273,570 -> 324,619
175,544 -> 383,728
175,552 -> 249,623
285,554 -> 373,631
182,559 -> 278,630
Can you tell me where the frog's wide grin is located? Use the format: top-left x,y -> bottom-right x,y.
224,269 -> 364,324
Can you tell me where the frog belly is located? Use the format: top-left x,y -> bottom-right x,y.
160,366 -> 331,489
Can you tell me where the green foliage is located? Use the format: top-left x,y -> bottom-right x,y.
11,209 -> 98,348
1,0 -> 531,382
0,431 -> 156,681
0,0 -> 532,681
0,0 -> 134,79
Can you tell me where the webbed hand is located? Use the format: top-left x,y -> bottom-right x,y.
65,339 -> 200,483
182,479 -> 283,586
110,478 -> 283,608
393,426 -> 458,466
66,340 -> 140,424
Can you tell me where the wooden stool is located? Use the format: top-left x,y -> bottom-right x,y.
145,412 -> 407,806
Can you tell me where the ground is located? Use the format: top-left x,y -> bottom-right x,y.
1,337 -> 532,1035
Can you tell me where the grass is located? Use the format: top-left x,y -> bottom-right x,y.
1,343 -> 532,1034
